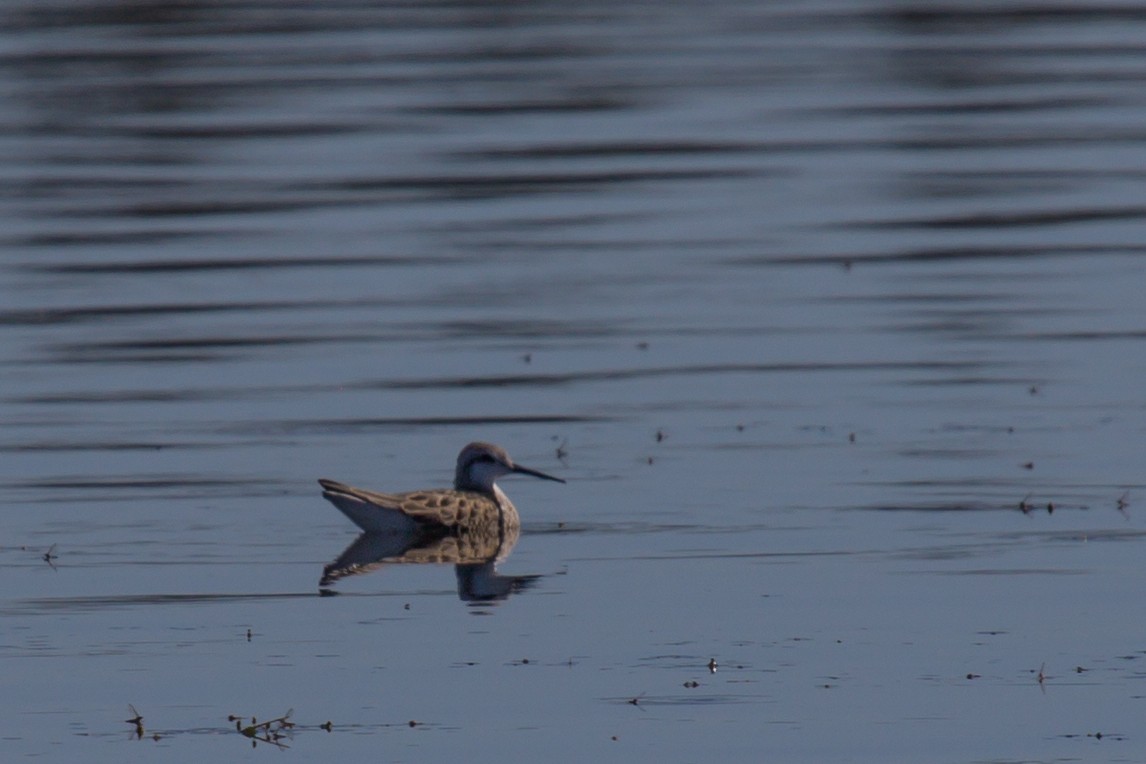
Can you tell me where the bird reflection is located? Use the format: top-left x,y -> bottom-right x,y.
319,523 -> 540,604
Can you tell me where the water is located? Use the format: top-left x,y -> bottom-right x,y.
3,1 -> 1146,761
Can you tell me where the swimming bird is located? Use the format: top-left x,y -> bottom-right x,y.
318,441 -> 565,536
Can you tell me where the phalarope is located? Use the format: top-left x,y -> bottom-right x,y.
319,441 -> 565,535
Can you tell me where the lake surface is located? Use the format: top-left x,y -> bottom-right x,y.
3,1 -> 1146,761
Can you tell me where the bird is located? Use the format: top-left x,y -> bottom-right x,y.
318,441 -> 565,536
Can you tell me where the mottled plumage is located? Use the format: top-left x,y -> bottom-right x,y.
318,441 -> 564,535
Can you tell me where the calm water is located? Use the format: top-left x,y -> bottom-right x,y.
3,1 -> 1146,761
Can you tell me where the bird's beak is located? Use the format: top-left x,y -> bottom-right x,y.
512,463 -> 566,483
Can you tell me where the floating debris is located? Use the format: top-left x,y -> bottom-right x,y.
125,704 -> 144,739
1061,730 -> 1125,741
236,709 -> 294,749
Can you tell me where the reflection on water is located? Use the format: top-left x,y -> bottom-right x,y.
3,1 -> 1146,762
320,530 -> 540,605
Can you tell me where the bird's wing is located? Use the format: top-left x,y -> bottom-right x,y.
318,480 -> 491,529
318,479 -> 406,511
391,490 -> 491,527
